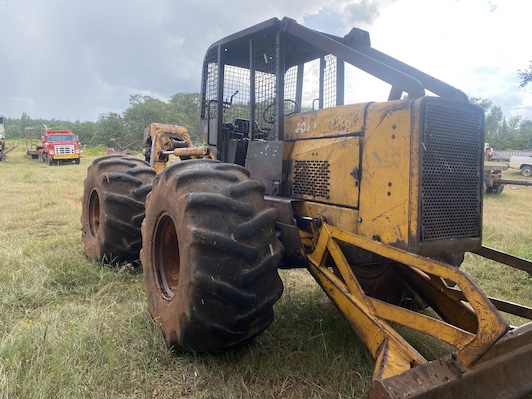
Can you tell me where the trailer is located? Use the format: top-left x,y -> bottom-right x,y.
484,164 -> 532,194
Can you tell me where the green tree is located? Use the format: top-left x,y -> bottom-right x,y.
170,92 -> 201,141
5,124 -> 22,139
122,95 -> 175,144
122,93 -> 202,146
90,113 -> 127,148
518,61 -> 532,88
469,97 -> 506,148
72,120 -> 98,146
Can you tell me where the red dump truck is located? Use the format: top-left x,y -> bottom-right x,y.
26,127 -> 81,165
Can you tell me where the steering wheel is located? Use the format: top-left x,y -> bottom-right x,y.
262,99 -> 300,124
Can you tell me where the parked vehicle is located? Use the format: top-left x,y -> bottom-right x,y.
509,155 -> 532,176
26,127 -> 81,165
484,164 -> 532,194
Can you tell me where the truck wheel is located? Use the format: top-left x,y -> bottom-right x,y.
81,155 -> 156,264
521,165 -> 532,177
494,184 -> 504,194
141,159 -> 284,352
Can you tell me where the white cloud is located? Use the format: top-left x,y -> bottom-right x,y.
0,0 -> 530,121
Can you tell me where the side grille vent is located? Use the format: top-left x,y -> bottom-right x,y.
293,160 -> 330,199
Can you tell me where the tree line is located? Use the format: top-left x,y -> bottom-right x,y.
4,93 -> 201,150
470,97 -> 532,150
3,92 -> 532,152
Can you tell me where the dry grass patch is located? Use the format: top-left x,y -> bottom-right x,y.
0,147 -> 530,398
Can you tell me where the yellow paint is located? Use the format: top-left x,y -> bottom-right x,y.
143,123 -> 194,174
306,222 -> 514,384
284,103 -> 368,140
288,136 -> 360,207
358,99 -> 414,249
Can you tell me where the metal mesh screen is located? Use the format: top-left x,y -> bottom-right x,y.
201,32 -> 344,141
252,36 -> 277,139
420,101 -> 483,241
284,65 -> 298,112
222,65 -> 251,125
201,47 -> 219,122
323,54 -> 338,109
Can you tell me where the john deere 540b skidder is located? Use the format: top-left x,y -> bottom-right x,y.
82,18 -> 532,399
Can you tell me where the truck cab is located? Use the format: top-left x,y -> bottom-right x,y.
41,129 -> 81,165
509,154 -> 532,176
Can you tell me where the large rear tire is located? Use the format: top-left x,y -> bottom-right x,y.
141,159 -> 284,352
81,155 -> 156,263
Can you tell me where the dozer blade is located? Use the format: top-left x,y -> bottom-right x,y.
306,223 -> 532,399
366,323 -> 532,399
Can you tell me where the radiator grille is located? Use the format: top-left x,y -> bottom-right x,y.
420,101 -> 483,241
293,160 -> 330,199
54,145 -> 75,154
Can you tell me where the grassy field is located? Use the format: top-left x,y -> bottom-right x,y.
0,146 -> 530,399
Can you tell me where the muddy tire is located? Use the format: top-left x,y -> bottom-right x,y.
141,159 -> 284,352
81,155 -> 156,263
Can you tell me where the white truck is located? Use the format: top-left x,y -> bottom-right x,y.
509,155 -> 532,176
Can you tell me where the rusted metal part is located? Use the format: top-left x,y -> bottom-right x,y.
319,224 -> 509,366
365,333 -> 532,399
472,246 -> 532,276
171,146 -> 210,158
306,223 -> 532,398
0,144 -> 17,161
265,196 -> 307,267
393,264 -> 479,333
498,178 -> 532,186
444,285 -> 532,320
488,297 -> 532,320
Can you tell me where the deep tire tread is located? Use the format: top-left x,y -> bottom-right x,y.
142,159 -> 284,352
185,192 -> 253,216
81,155 -> 156,263
190,227 -> 259,261
235,208 -> 277,239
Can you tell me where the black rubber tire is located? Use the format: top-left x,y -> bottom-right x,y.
494,184 -> 504,194
81,155 -> 156,263
521,165 -> 532,177
141,159 -> 284,352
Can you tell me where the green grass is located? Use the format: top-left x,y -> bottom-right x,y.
0,147 -> 530,398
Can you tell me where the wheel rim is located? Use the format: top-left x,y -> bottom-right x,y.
154,214 -> 180,300
88,189 -> 100,237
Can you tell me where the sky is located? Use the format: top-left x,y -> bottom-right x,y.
1,0 -> 531,122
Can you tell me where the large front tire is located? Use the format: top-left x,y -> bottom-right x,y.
141,159 -> 284,352
81,155 -> 156,263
